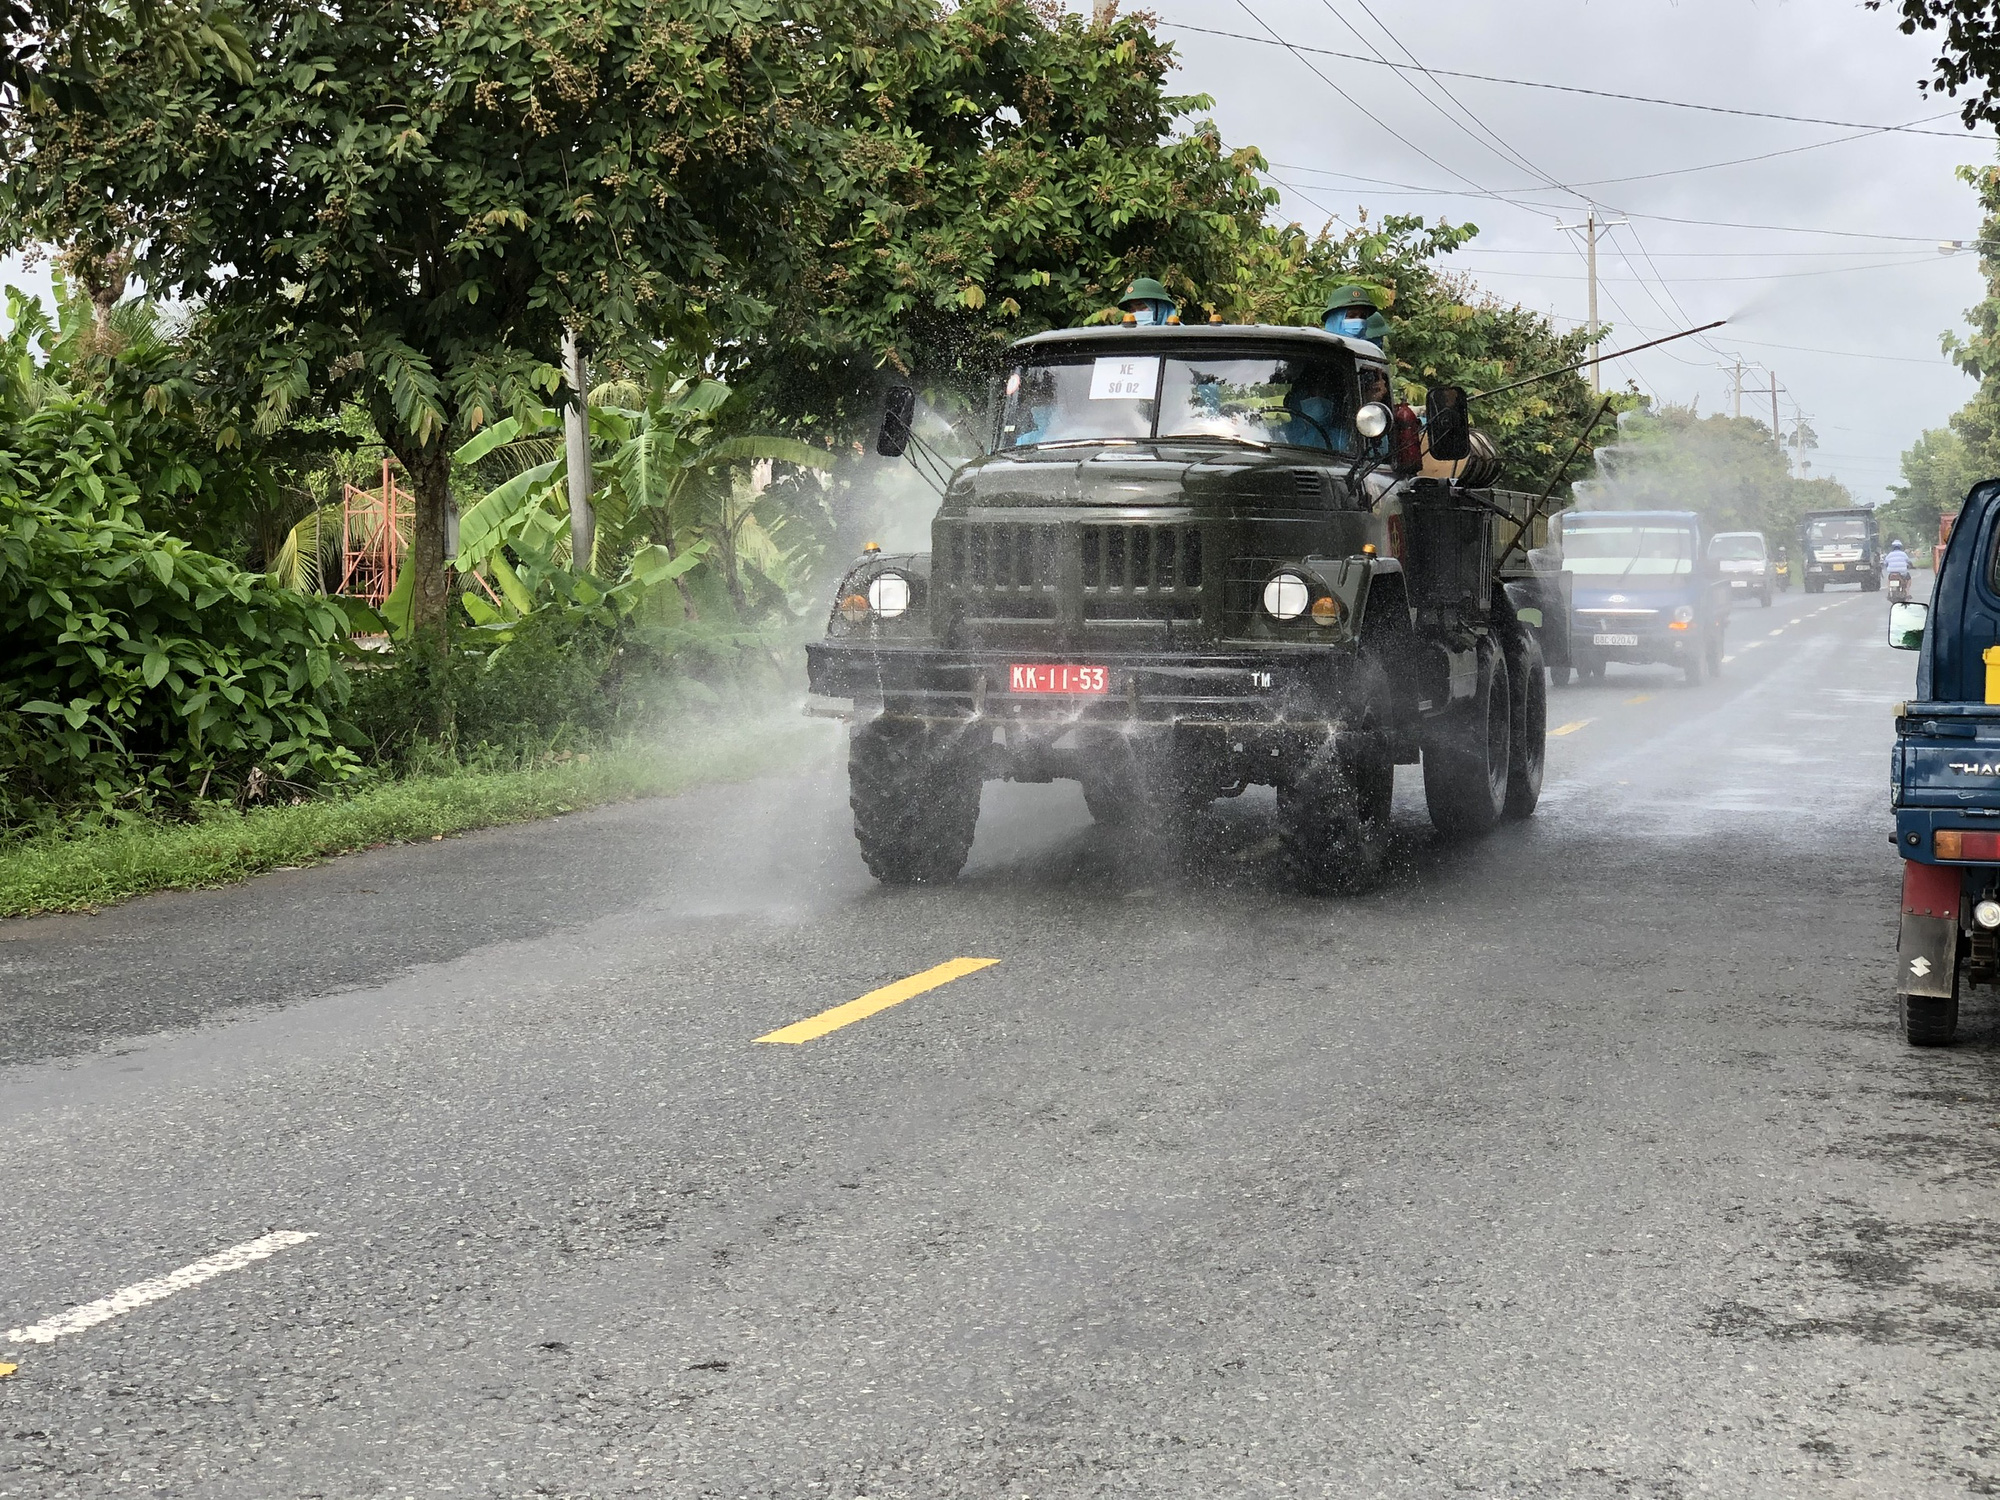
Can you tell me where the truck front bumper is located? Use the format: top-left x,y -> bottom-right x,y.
1568,626 -> 1700,669
804,639 -> 1388,730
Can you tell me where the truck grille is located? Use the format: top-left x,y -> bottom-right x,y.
939,519 -> 1203,622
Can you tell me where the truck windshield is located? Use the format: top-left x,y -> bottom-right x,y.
1708,535 -> 1765,561
1808,517 -> 1866,544
998,351 -> 1358,454
1560,522 -> 1696,583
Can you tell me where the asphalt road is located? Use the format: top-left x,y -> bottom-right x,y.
4,578 -> 1992,1498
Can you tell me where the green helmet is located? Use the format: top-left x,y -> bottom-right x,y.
1119,276 -> 1174,308
1360,311 -> 1390,345
1324,285 -> 1381,319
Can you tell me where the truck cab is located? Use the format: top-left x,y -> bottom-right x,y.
805,321 -> 1568,894
1552,509 -> 1728,685
1888,478 -> 2000,1043
1800,507 -> 1880,593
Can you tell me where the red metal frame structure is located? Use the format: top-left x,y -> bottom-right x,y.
337,459 -> 410,607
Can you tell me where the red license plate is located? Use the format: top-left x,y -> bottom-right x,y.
1008,663 -> 1108,695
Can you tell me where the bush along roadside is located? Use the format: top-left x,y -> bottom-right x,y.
0,715 -> 834,918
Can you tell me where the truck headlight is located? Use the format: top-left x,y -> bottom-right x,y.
867,572 -> 911,619
1262,571 -> 1312,621
1672,604 -> 1695,623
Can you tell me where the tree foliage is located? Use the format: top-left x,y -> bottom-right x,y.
2,0 -> 932,631
1583,402 -> 1853,542
1867,0 -> 2000,128
0,388 -> 358,829
739,0 -> 1275,444
1888,155 -> 2000,542
1219,214 -> 1608,494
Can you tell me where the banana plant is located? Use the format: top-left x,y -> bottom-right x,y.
450,357 -> 830,624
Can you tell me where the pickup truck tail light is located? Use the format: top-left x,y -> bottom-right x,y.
1934,828 -> 2000,860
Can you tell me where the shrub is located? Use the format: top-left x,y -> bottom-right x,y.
0,400 -> 360,827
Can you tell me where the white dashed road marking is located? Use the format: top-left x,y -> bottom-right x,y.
6,1231 -> 317,1346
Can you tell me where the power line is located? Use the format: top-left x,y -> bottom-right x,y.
1157,20 -> 1996,139
1326,0 -> 1584,202
1233,0 -> 1543,217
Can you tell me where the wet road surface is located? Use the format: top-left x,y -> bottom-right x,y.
4,580 -> 1992,1498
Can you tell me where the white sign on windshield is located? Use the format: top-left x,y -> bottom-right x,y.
1089,355 -> 1160,401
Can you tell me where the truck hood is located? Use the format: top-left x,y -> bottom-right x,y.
943,440 -> 1360,511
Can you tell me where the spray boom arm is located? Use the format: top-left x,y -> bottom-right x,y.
1470,321 -> 1726,405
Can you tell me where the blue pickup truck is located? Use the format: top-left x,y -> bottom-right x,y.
1889,482 -> 2000,1044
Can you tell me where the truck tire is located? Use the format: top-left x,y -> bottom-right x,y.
1280,659 -> 1395,894
1759,586 -> 1772,608
1423,644 -> 1511,837
1682,643 -> 1704,687
1706,628 -> 1724,676
1902,990 -> 1958,1046
849,717 -> 982,884
1502,630 -> 1545,821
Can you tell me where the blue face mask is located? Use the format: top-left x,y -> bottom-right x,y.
1327,312 -> 1370,338
1130,303 -> 1166,326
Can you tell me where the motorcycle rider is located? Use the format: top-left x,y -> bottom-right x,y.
1884,538 -> 1914,601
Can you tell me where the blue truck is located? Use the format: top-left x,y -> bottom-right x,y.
1554,510 -> 1730,686
1890,483 -> 2000,1043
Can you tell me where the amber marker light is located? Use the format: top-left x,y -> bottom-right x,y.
1311,596 -> 1341,626
1668,620 -> 1692,631
840,593 -> 871,623
1362,543 -> 1377,556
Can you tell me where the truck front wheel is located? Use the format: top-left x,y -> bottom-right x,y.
1279,676 -> 1395,897
849,718 -> 982,884
1423,644 -> 1512,837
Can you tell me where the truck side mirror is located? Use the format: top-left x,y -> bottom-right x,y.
1888,600 -> 1928,650
877,386 -> 917,458
1424,386 -> 1471,462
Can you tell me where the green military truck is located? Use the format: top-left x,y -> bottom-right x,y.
804,320 -> 1569,894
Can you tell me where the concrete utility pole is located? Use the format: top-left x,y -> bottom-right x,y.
563,328 -> 595,572
1555,210 -> 1627,393
1742,373 -> 1782,444
1729,359 -> 1743,420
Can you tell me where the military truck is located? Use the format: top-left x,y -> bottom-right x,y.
804,321 -> 1569,894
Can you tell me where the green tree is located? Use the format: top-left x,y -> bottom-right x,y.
1219,213 -> 1608,494
1882,426 -> 1978,544
737,0 -> 1275,450
1868,1 -> 2000,127
2,0 -> 928,636
1585,402 -> 1852,542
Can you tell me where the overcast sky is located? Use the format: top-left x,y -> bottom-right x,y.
1112,0 -> 2000,504
6,2 -> 1991,504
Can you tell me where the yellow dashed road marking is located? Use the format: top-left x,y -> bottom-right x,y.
1549,720 -> 1593,737
757,958 -> 1000,1045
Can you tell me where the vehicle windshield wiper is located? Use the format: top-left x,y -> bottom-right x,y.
1025,437 -> 1140,450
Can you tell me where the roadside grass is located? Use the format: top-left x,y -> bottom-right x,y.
0,716 -> 835,919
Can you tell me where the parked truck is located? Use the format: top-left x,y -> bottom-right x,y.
804,320 -> 1570,895
1888,478 -> 2000,1044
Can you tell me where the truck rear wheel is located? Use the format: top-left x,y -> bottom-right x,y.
1902,990 -> 1959,1046
849,718 -> 982,884
1503,630 -> 1545,821
1423,644 -> 1511,837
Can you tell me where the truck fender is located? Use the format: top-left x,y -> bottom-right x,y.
1897,860 -> 1961,1000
